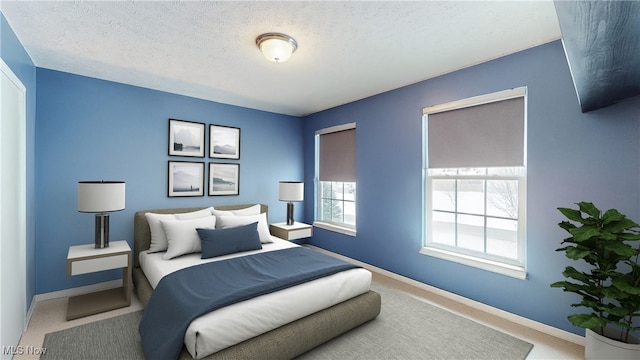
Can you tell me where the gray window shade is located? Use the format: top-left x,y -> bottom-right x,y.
319,128 -> 356,182
427,97 -> 524,168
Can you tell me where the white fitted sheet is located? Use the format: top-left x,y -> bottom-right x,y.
139,237 -> 372,359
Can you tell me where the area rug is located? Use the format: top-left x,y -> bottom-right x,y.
41,283 -> 533,360
300,283 -> 533,359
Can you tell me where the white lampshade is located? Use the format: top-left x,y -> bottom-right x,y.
279,181 -> 304,202
256,33 -> 297,63
78,181 -> 126,213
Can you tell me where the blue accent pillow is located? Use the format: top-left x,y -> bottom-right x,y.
197,222 -> 262,258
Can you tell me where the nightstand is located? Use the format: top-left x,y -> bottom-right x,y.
270,222 -> 313,241
66,240 -> 132,320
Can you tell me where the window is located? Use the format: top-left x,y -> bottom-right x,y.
319,181 -> 356,226
422,88 -> 527,279
314,123 -> 356,236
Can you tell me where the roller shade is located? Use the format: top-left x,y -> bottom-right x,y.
319,128 -> 356,182
427,96 -> 524,169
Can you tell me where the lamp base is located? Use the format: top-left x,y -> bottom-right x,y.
95,213 -> 110,248
286,202 -> 295,226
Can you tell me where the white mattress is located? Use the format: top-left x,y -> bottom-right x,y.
139,237 -> 372,359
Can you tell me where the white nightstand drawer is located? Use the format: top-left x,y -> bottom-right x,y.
70,254 -> 128,275
287,228 -> 313,240
270,222 -> 313,240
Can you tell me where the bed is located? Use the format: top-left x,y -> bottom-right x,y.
133,204 -> 381,360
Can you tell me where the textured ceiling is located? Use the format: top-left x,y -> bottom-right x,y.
1,1 -> 561,116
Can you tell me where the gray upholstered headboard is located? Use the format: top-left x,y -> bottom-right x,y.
132,204 -> 268,268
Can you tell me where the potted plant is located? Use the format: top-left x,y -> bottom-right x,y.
551,202 -> 640,359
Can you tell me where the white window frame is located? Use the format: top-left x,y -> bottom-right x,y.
422,88 -> 527,279
314,123 -> 357,236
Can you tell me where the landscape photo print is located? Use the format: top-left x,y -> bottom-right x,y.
209,163 -> 239,196
168,161 -> 204,197
168,119 -> 205,157
209,124 -> 240,159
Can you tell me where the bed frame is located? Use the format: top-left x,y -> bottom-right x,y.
133,204 -> 381,360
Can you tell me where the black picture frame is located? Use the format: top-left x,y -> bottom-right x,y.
168,161 -> 205,197
208,163 -> 240,196
209,124 -> 240,159
168,119 -> 205,157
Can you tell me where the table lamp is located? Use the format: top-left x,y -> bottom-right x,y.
78,181 -> 125,248
279,181 -> 303,225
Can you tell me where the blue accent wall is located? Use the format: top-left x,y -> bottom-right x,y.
35,69 -> 303,293
303,40 -> 640,336
1,12 -> 37,309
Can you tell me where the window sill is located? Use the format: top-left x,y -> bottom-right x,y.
420,246 -> 527,280
313,221 -> 356,237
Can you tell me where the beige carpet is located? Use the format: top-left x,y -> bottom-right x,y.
300,283 -> 533,359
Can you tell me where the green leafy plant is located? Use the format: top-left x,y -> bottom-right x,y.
551,202 -> 640,343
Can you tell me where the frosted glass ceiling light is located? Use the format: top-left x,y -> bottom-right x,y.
256,33 -> 298,63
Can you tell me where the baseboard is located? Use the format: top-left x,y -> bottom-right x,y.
25,300 -> 36,331
30,279 -> 123,304
307,245 -> 585,346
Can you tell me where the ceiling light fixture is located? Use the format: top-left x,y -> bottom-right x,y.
256,33 -> 298,63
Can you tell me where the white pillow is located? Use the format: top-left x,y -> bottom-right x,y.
217,213 -> 273,243
211,204 -> 261,220
146,207 -> 213,253
161,216 -> 217,260
175,207 -> 214,220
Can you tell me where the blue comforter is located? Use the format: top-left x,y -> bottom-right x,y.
138,247 -> 359,360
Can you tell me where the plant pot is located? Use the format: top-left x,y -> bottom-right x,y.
585,328 -> 640,360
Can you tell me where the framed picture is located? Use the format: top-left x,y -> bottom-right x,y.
168,119 -> 205,157
168,161 -> 204,197
209,163 -> 239,196
209,125 -> 240,159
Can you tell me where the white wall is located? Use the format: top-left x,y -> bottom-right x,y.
0,58 -> 27,358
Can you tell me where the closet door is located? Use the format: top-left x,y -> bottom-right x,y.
0,58 -> 27,353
